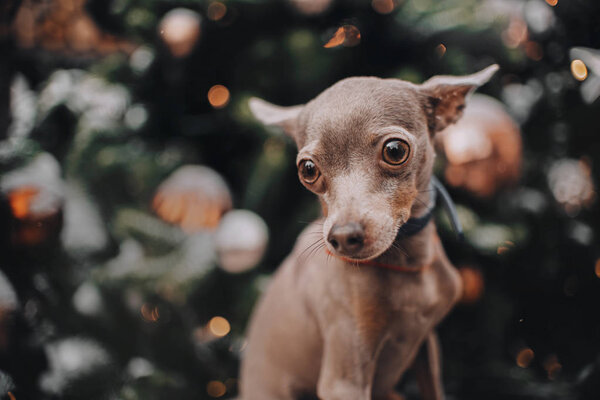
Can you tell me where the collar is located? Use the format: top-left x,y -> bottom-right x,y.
326,176 -> 463,272
396,176 -> 464,240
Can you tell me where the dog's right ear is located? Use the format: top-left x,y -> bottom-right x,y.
249,97 -> 304,141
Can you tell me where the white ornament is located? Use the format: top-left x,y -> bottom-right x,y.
215,210 -> 269,273
153,165 -> 232,232
159,8 -> 201,57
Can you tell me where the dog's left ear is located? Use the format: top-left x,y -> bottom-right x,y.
248,97 -> 304,141
420,64 -> 499,135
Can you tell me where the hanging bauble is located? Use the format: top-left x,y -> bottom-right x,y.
436,94 -> 522,198
153,165 -> 232,232
1,153 -> 64,247
159,8 -> 201,58
547,158 -> 595,216
215,210 -> 268,273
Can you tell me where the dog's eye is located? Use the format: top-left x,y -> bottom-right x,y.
299,160 -> 320,184
382,139 -> 410,165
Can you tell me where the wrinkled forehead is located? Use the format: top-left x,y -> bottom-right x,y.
296,78 -> 428,166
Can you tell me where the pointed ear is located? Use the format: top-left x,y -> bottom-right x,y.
248,97 -> 304,140
420,64 -> 499,134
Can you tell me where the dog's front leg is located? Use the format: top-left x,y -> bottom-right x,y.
317,319 -> 381,400
414,331 -> 445,400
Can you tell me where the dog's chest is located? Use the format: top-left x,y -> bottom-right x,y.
350,267 -> 454,349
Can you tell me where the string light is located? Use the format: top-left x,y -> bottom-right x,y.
208,85 -> 230,108
458,266 -> 484,304
570,59 -> 588,81
209,316 -> 231,337
545,0 -> 558,6
516,347 -> 534,368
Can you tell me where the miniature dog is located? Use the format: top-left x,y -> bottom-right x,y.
240,65 -> 499,400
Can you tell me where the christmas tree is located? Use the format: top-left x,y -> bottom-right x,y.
1,0 -> 600,399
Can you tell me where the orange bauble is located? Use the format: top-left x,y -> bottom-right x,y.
437,94 -> 522,198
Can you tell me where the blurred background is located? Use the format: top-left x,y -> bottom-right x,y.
0,0 -> 599,399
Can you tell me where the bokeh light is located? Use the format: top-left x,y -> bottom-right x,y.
206,380 -> 227,397
516,348 -> 535,368
543,354 -> 562,380
207,2 -> 227,21
458,266 -> 485,304
570,59 -> 588,81
435,43 -> 447,58
208,316 -> 231,337
140,304 -> 160,322
545,0 -> 558,6
324,25 -> 361,48
502,17 -> 528,48
208,85 -> 231,108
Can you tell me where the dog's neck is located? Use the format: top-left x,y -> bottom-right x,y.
374,183 -> 436,268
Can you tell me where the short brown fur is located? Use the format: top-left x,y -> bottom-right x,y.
241,65 -> 499,400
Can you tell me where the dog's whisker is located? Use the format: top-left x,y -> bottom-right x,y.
297,238 -> 324,264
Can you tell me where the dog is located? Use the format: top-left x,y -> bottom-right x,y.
240,65 -> 499,400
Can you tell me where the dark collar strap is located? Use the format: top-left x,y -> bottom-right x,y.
397,176 -> 464,240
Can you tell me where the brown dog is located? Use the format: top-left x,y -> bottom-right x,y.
240,65 -> 499,400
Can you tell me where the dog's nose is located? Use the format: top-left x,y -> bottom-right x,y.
328,222 -> 365,255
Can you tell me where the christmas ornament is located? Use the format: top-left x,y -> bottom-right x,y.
436,94 -> 522,197
547,158 -> 595,216
215,210 -> 268,273
1,153 -> 64,247
12,0 -> 133,55
153,165 -> 232,232
159,8 -> 201,58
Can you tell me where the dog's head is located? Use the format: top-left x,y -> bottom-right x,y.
250,65 -> 498,260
